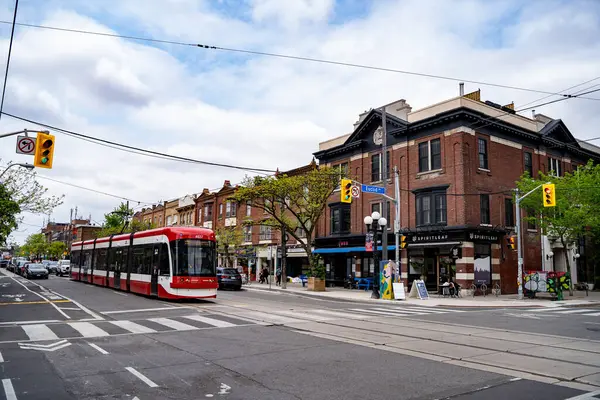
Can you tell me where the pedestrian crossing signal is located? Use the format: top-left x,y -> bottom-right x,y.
33,132 -> 55,169
506,236 -> 516,250
542,183 -> 556,207
341,178 -> 352,204
400,235 -> 407,249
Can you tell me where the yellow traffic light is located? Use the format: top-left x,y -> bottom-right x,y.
33,132 -> 55,169
542,183 -> 556,207
400,235 -> 407,249
341,179 -> 352,203
506,236 -> 516,250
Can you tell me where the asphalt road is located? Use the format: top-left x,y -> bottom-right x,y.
0,269 -> 598,400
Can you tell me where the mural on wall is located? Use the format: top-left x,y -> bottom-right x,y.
523,271 -> 571,300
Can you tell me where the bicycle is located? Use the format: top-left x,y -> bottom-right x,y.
470,282 -> 487,297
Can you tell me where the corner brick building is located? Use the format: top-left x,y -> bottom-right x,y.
313,90 -> 600,294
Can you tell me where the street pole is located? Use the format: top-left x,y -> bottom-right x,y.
0,163 -> 34,179
394,166 -> 400,281
281,227 -> 287,289
515,188 -> 523,300
372,223 -> 380,299
381,107 -> 388,263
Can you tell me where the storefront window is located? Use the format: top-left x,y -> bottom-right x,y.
474,243 -> 491,285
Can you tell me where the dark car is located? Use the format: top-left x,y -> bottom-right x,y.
217,268 -> 242,290
0,260 -> 9,268
25,263 -> 49,279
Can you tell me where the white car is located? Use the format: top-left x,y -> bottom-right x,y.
57,260 -> 70,276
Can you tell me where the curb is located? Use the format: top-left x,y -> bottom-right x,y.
241,285 -> 597,308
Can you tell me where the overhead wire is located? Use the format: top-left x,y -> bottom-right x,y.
0,0 -> 19,122
1,20 -> 600,100
0,112 -> 277,174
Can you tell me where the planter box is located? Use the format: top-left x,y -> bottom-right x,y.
307,277 -> 325,292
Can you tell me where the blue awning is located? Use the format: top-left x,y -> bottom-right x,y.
313,246 -> 397,254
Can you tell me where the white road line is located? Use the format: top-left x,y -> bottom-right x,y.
9,277 -> 70,319
376,306 -> 449,314
554,309 -> 596,314
0,351 -> 3,363
68,322 -> 110,337
148,318 -> 197,331
110,320 -> 157,334
348,308 -> 416,317
371,307 -> 436,315
242,311 -> 305,324
183,315 -> 236,328
310,309 -> 367,319
58,307 -> 81,311
126,367 -> 158,388
22,324 -> 59,341
88,342 -> 109,355
583,312 -> 600,316
2,378 -> 17,400
276,310 -> 337,322
101,306 -> 186,315
49,292 -> 103,321
0,319 -> 61,325
112,291 -> 127,297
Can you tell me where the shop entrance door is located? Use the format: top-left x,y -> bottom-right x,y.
437,256 -> 455,294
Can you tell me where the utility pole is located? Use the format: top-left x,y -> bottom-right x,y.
381,107 -> 388,263
281,226 -> 287,289
394,166 -> 400,280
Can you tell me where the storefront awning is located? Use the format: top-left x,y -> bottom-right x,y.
313,246 -> 397,254
407,241 -> 462,247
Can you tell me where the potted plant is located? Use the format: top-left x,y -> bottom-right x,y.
307,255 -> 326,291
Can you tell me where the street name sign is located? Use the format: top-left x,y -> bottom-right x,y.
361,184 -> 385,194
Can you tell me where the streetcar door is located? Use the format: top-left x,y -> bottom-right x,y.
150,244 -> 159,296
114,248 -> 121,289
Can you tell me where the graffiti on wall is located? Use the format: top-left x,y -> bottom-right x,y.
523,270 -> 571,300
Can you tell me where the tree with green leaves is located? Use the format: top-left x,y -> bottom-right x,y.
0,160 -> 63,245
21,233 -> 48,260
232,166 -> 339,288
47,241 -> 67,259
95,202 -> 154,238
515,161 -> 600,294
0,183 -> 20,246
215,226 -> 244,268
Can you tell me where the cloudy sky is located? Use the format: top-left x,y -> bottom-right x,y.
1,0 -> 599,244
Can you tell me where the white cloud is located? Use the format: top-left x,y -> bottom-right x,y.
1,0 -> 599,244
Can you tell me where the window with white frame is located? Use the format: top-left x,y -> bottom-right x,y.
548,157 -> 561,177
167,216 -> 172,226
226,201 -> 231,217
370,152 -> 390,182
295,227 -> 307,238
418,138 -> 442,172
478,138 -> 488,169
204,203 -> 213,219
259,225 -> 272,241
244,226 -> 252,242
246,201 -> 252,216
219,203 -> 223,218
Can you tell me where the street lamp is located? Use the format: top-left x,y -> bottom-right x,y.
364,211 -> 387,299
0,163 -> 34,179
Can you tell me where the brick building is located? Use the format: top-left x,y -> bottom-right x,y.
313,90 -> 600,294
135,204 -> 165,227
164,199 -> 179,226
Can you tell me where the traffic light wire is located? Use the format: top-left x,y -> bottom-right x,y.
1,20 -> 599,100
0,0 -> 19,123
0,112 -> 277,174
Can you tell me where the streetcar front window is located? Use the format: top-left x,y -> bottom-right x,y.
171,239 -> 216,277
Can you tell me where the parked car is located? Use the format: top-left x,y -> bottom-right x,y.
216,267 -> 242,290
45,261 -> 59,274
0,259 -> 9,268
57,260 -> 70,276
25,263 -> 49,279
18,262 -> 30,276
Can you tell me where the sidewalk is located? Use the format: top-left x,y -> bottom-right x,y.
244,282 -> 600,308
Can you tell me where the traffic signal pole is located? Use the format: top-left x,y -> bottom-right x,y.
394,166 -> 400,280
515,183 -> 545,300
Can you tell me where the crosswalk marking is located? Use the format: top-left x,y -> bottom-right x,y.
183,315 -> 236,328
585,312 -> 600,316
110,320 -> 157,334
22,324 -> 59,341
554,309 -> 595,314
242,310 -> 305,324
310,309 -> 366,319
371,307 -> 438,315
149,317 -> 197,331
515,308 -> 600,317
274,310 -> 333,321
68,322 -> 110,337
349,308 -> 415,317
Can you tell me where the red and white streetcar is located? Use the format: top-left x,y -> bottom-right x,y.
70,227 -> 218,299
